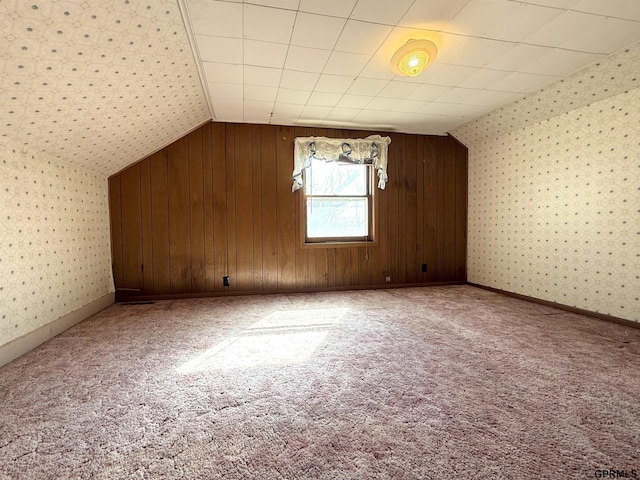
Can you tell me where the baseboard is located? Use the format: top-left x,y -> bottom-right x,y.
0,292 -> 115,368
116,281 -> 466,302
468,283 -> 639,329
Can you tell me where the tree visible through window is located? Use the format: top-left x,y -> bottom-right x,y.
302,158 -> 374,245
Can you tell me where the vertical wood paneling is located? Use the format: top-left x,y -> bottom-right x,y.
335,248 -> 351,287
150,150 -> 170,293
405,135 -> 418,283
225,125 -> 238,291
397,134 -> 407,283
212,123 -> 227,291
315,247 -> 329,288
203,124 -> 216,292
416,136 -> 425,282
327,247 -> 337,288
140,157 -> 153,294
350,247 -> 359,286
372,177 -> 388,285
251,125 -> 264,291
436,137 -> 445,279
235,123 -> 254,291
168,136 -> 191,293
260,125 -> 278,290
109,122 -> 468,297
356,244 -> 370,286
276,125 -> 296,289
423,137 -> 438,282
189,128 -> 206,293
120,163 -> 142,291
307,241 -> 318,288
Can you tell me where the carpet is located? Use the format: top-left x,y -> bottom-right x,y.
1,286 -> 638,479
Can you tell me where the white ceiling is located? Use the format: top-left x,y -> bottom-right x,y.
186,0 -> 640,135
1,1 -> 639,177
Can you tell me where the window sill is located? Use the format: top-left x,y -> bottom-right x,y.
301,240 -> 378,249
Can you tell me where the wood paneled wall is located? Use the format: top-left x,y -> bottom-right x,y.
108,122 -> 467,299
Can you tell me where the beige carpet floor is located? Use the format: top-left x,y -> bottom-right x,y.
1,285 -> 639,479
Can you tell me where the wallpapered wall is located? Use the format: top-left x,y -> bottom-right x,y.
0,138 -> 114,347
453,43 -> 640,322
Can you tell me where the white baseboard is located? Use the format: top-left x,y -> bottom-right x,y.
0,292 -> 115,368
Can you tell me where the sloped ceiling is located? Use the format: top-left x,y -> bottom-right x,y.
0,0 -> 210,177
2,0 -> 640,177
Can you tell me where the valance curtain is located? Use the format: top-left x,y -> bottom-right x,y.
292,135 -> 391,192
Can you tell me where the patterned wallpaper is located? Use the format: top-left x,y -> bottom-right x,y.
453,42 -> 640,322
0,0 -> 210,177
0,138 -> 114,346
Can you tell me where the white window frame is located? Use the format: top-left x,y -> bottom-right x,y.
299,161 -> 378,249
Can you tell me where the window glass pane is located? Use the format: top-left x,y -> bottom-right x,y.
306,159 -> 367,196
306,198 -> 368,238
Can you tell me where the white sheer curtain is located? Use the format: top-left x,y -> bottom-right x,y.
292,135 -> 391,192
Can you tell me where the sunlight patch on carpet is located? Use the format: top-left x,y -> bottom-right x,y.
176,308 -> 347,372
248,308 -> 347,330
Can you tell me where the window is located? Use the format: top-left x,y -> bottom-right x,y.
300,158 -> 376,247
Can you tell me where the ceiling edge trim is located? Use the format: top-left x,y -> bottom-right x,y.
176,0 -> 216,120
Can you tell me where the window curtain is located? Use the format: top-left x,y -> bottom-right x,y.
292,135 -> 391,192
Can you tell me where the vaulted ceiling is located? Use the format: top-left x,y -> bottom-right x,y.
1,0 -> 640,177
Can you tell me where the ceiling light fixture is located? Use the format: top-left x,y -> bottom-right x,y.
390,39 -> 438,77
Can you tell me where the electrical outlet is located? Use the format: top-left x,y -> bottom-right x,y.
223,276 -> 230,286
385,276 -> 391,283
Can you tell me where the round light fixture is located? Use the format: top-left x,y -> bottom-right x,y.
390,39 -> 438,77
